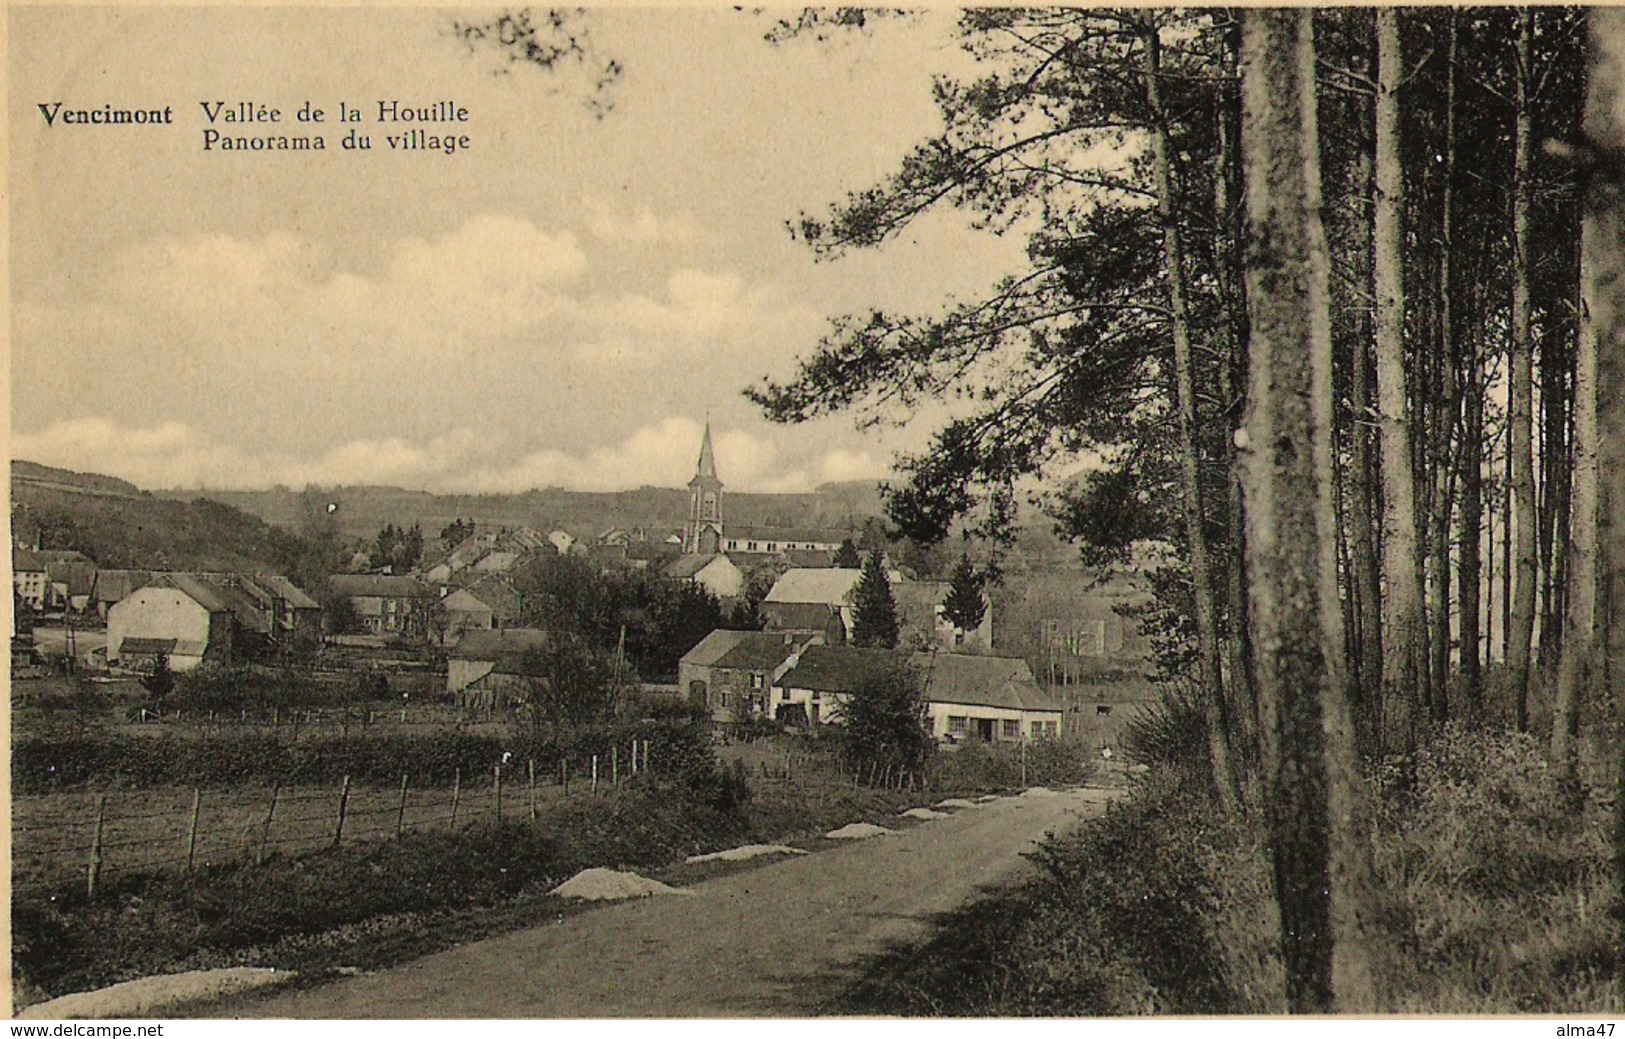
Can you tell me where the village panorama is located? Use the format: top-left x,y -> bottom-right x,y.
13,3 -> 1625,1023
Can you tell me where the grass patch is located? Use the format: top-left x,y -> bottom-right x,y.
839,722 -> 1622,1016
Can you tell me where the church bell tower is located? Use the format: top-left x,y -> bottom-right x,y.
684,421 -> 723,555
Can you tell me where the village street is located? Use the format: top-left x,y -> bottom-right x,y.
227,786 -> 1121,1018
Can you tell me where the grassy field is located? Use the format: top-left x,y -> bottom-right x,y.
14,777 -> 571,895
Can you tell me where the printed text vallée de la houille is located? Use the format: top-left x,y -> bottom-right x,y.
35,100 -> 473,155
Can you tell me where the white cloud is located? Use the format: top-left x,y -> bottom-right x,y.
13,416 -> 884,495
581,198 -> 700,247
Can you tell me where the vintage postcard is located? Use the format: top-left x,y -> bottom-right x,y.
9,3 -> 1620,1025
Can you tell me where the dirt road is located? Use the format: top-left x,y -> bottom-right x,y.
231,786 -> 1121,1018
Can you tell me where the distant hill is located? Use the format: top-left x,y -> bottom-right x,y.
9,459 -> 889,572
11,463 -> 308,573
165,481 -> 889,543
12,460 -> 143,499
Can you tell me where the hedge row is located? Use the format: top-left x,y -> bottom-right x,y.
13,718 -> 719,793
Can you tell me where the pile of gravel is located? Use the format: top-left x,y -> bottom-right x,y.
686,844 -> 807,864
17,967 -> 295,1020
824,822 -> 897,840
899,807 -> 951,820
549,868 -> 694,901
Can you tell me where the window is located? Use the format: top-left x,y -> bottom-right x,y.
782,688 -> 793,701
720,691 -> 730,708
812,690 -> 822,701
949,716 -> 968,736
1032,720 -> 1058,738
1002,719 -> 1021,740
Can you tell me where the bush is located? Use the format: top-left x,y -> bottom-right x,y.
844,767 -> 1244,1015
1122,682 -> 1209,772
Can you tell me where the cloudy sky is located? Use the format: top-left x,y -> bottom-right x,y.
9,6 -> 1029,494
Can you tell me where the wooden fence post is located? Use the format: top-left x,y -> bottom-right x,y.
396,773 -> 409,840
450,768 -> 461,829
87,794 -> 106,898
528,759 -> 537,822
630,739 -> 638,776
494,764 -> 504,823
561,758 -> 569,796
333,775 -> 351,848
592,754 -> 599,794
612,746 -> 619,786
258,785 -> 280,865
185,788 -> 202,873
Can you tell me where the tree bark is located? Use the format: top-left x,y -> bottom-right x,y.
1215,22 -> 1261,769
1375,8 -> 1426,753
1582,5 -> 1625,996
1348,153 -> 1385,755
1508,8 -> 1539,732
1429,11 -> 1460,723
1554,299 -> 1599,798
1143,16 -> 1239,813
1239,8 -> 1374,1012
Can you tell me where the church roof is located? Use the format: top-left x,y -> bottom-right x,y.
691,421 -> 720,485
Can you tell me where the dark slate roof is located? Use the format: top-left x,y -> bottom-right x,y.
449,627 -> 550,661
713,630 -> 820,672
257,575 -> 322,610
913,652 -> 1062,713
776,645 -> 906,693
11,549 -> 48,573
163,573 -> 270,632
457,576 -> 522,621
679,629 -> 751,669
330,574 -> 432,599
665,553 -> 733,580
760,601 -> 840,633
93,569 -> 155,604
47,559 -> 98,596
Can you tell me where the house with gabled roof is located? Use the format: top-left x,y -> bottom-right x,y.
665,552 -> 745,600
330,573 -> 433,636
91,569 -> 156,618
439,576 -> 522,645
769,646 -> 1062,740
677,628 -> 823,723
446,627 -> 551,713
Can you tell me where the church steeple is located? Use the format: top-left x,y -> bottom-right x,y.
695,421 -> 718,482
684,420 -> 724,555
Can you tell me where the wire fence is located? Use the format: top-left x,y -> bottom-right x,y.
14,740 -> 659,898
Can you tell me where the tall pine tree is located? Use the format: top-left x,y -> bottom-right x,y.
942,554 -> 986,641
850,550 -> 900,649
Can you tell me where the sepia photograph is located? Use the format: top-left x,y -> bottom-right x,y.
8,3 -> 1625,1022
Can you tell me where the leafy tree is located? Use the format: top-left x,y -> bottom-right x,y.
834,538 -> 862,568
840,657 -> 932,780
516,635 -> 626,737
941,554 -> 987,638
850,550 -> 900,649
139,652 -> 175,710
439,517 -> 476,548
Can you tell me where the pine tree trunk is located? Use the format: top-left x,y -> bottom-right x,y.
1583,5 -> 1625,997
1143,16 -> 1239,812
1348,153 -> 1385,755
1375,9 -> 1426,754
1554,304 -> 1599,798
1429,13 -> 1459,723
1215,27 -> 1261,768
1239,8 -> 1373,1012
1459,332 -> 1486,712
1508,9 -> 1539,732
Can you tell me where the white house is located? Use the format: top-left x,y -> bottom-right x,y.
106,586 -> 224,671
664,553 -> 746,600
